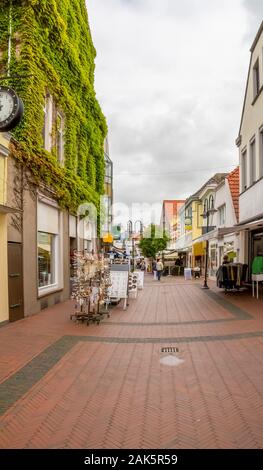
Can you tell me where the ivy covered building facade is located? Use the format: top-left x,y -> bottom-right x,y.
0,0 -> 108,322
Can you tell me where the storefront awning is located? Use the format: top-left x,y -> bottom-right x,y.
164,251 -> 178,259
234,218 -> 263,232
177,246 -> 192,253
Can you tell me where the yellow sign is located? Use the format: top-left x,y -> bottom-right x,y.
102,233 -> 113,244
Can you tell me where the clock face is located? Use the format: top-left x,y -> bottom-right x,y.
0,86 -> 24,132
0,90 -> 15,121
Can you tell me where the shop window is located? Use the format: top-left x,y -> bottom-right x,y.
210,245 -> 218,276
84,239 -> 91,252
38,232 -> 55,287
37,200 -> 63,295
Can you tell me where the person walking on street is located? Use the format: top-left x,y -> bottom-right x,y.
152,259 -> 157,280
156,258 -> 163,281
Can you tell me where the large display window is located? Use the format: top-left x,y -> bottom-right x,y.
37,199 -> 63,296
38,232 -> 55,287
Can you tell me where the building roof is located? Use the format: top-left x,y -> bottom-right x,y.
237,21 -> 263,142
187,173 -> 228,203
250,21 -> 263,52
227,167 -> 239,223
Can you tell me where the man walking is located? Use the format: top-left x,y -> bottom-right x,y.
156,259 -> 164,281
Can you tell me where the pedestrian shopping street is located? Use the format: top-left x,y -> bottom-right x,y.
0,276 -> 263,449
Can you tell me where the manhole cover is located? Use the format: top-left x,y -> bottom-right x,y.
161,347 -> 179,353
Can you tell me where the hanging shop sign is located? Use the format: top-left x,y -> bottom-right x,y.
184,216 -> 192,231
0,86 -> 24,132
102,233 -> 113,244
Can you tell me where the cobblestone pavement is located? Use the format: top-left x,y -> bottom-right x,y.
0,276 -> 263,449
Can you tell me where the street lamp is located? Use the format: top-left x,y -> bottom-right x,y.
127,220 -> 143,272
127,220 -> 135,272
201,202 -> 217,289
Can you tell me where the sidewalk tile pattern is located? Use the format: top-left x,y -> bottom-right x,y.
0,278 -> 263,449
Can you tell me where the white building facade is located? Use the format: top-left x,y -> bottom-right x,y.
236,22 -> 263,276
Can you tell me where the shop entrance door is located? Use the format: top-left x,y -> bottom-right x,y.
70,237 -> 77,294
8,242 -> 24,322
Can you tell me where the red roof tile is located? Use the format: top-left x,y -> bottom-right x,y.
227,167 -> 239,223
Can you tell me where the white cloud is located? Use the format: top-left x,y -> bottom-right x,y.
87,0 -> 262,214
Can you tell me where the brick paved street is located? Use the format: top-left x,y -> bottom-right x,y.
1,276 -> 263,449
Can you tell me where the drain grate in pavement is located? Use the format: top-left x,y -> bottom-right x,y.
161,347 -> 179,353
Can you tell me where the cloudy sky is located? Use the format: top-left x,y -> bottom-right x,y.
87,0 -> 262,220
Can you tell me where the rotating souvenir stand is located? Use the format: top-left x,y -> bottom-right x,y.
70,251 -> 111,325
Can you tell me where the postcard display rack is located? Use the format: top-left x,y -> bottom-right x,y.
128,272 -> 138,299
135,271 -> 144,290
70,251 -> 112,325
109,262 -> 143,308
109,263 -> 129,310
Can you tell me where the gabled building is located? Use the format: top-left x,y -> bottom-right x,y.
236,21 -> 263,274
206,168 -> 240,278
0,1 -> 107,322
160,199 -> 185,249
175,173 -> 227,269
192,173 -> 227,272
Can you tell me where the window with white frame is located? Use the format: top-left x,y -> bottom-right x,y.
38,232 -> 55,287
218,205 -> 226,226
241,149 -> 247,192
42,93 -> 53,151
37,200 -> 62,294
56,112 -> 64,164
253,59 -> 260,99
250,138 -> 256,186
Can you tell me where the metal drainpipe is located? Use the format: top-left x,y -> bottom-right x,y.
7,0 -> 13,77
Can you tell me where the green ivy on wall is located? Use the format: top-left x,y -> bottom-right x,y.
0,0 -> 107,211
